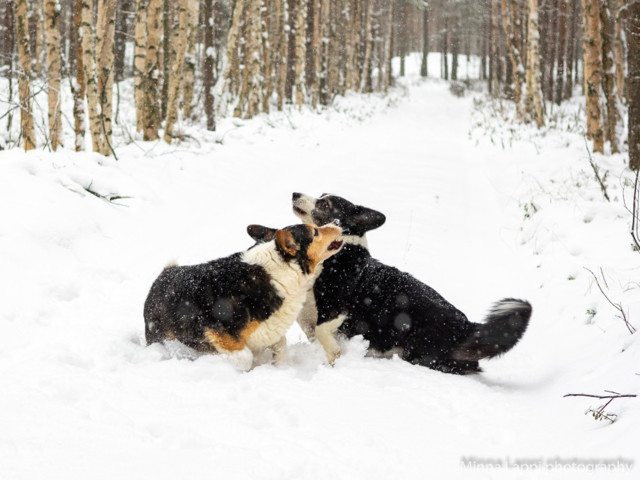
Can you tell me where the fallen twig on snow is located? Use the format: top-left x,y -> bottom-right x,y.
583,136 -> 610,202
584,267 -> 636,334
564,391 -> 637,424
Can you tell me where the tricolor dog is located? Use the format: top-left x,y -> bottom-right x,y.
144,223 -> 343,370
288,193 -> 532,375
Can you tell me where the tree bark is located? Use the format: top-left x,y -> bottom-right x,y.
142,0 -> 163,141
599,0 -> 619,152
294,0 -> 307,106
582,0 -> 604,153
14,0 -> 36,151
503,0 -> 526,117
163,0 -> 188,142
96,0 -> 117,155
182,0 -> 199,119
554,0 -> 567,104
612,0 -> 624,101
420,5 -> 429,77
627,0 -> 640,170
526,0 -> 546,127
275,0 -> 289,109
43,0 -> 62,150
203,0 -> 216,130
134,0 -> 148,132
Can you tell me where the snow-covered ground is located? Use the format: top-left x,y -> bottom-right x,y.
1,56 -> 638,479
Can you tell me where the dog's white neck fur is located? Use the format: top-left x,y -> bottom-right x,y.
341,234 -> 369,250
241,241 -> 314,351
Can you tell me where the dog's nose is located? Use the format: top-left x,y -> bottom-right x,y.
292,192 -> 302,201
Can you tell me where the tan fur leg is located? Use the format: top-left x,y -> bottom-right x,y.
272,336 -> 287,365
315,315 -> 346,365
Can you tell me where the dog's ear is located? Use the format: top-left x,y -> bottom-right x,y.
348,206 -> 386,232
247,225 -> 277,242
275,229 -> 299,257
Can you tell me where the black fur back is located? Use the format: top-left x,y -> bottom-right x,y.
144,253 -> 283,350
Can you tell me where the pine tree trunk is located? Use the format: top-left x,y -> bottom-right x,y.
599,0 -> 619,152
526,0 -> 545,127
582,0 -> 604,153
160,0 -> 172,119
163,0 -> 188,142
203,0 -> 216,130
182,0 -> 199,119
420,5 -> 429,77
14,0 -> 36,151
294,0 -> 307,106
134,0 -> 148,132
627,0 -> 640,170
43,0 -> 62,150
142,0 -> 163,141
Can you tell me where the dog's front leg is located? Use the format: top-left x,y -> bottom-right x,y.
272,336 -> 287,365
315,315 -> 346,365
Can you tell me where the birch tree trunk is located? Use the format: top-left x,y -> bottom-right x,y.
503,0 -> 525,117
582,0 -> 604,153
182,0 -> 199,119
142,0 -> 163,141
163,0 -> 188,142
554,0 -> 567,104
526,0 -> 545,127
72,0 -> 86,151
96,0 -> 116,155
134,0 -> 148,132
43,0 -> 62,150
275,0 -> 289,110
612,0 -> 624,102
14,0 -> 36,150
203,0 -> 216,130
32,2 -> 44,77
599,0 -> 619,152
627,0 -> 640,170
309,0 -> 322,105
361,0 -> 374,92
489,0 -> 500,96
420,4 -> 429,77
81,0 -> 105,152
563,0 -> 577,99
224,0 -> 245,99
294,0 -> 307,106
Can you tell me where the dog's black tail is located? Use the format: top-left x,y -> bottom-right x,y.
453,299 -> 531,361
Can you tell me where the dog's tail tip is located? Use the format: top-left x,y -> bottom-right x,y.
453,298 -> 531,362
164,260 -> 179,269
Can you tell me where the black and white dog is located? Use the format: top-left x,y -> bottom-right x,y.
144,223 -> 343,370
288,193 -> 531,374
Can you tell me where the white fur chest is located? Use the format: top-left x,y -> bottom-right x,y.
241,242 -> 313,352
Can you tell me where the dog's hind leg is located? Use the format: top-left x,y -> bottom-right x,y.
316,315 -> 346,365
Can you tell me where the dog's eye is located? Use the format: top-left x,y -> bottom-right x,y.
314,228 -> 319,237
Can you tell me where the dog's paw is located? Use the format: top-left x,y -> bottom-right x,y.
326,347 -> 342,366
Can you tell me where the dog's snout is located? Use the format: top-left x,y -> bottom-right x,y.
292,192 -> 302,201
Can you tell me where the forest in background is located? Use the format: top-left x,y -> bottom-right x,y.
0,0 -> 638,169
